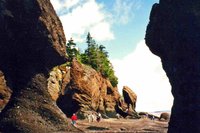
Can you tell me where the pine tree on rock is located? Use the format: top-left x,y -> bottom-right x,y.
66,38 -> 78,62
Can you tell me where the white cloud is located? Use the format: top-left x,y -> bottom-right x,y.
111,40 -> 173,112
51,0 -> 114,42
50,0 -> 62,11
63,0 -> 79,9
50,0 -> 79,11
113,0 -> 141,25
90,21 -> 114,41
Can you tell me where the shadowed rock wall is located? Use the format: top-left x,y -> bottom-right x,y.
0,0 -> 78,132
0,71 -> 12,111
146,0 -> 200,132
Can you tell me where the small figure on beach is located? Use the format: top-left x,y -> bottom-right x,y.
71,113 -> 78,126
91,113 -> 95,122
151,115 -> 155,121
116,113 -> 120,119
87,113 -> 92,122
145,113 -> 148,119
96,112 -> 101,122
88,113 -> 95,122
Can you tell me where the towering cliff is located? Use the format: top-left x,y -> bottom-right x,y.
0,0 -> 78,132
146,0 -> 200,132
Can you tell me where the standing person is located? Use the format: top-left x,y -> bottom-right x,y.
71,113 -> 78,126
87,113 -> 91,122
91,113 -> 95,122
116,113 -> 120,119
145,113 -> 148,119
152,115 -> 155,121
96,113 -> 101,122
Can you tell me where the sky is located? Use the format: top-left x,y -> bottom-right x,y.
50,0 -> 173,112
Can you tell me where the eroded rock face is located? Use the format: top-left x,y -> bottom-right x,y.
0,0 -> 77,132
122,86 -> 137,113
0,71 -> 12,111
47,65 -> 70,101
98,79 -> 120,117
57,59 -> 120,118
146,0 -> 200,132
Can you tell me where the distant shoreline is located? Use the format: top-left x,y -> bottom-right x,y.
137,110 -> 171,117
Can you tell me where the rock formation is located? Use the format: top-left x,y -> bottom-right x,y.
57,59 -> 121,118
0,0 -> 78,132
146,0 -> 200,132
159,112 -> 170,121
122,86 -> 137,113
47,65 -> 70,101
0,71 -> 12,111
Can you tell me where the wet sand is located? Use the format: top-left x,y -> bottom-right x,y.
76,118 -> 168,133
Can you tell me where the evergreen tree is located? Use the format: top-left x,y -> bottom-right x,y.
86,32 -> 95,47
66,38 -> 78,62
81,33 -> 118,87
85,32 -> 99,69
99,44 -> 108,57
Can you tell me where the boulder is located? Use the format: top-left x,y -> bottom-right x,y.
0,0 -> 78,132
159,112 -> 170,121
146,0 -> 200,132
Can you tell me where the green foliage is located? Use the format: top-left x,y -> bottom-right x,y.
81,32 -> 118,87
66,38 -> 79,62
66,33 -> 118,87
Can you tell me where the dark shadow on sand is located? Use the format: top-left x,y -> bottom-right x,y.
86,126 -> 109,130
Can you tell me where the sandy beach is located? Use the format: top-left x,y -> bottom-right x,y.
76,118 -> 168,133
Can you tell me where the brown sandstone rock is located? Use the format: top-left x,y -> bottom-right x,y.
0,0 -> 78,132
146,0 -> 200,132
122,86 -> 137,112
57,60 -> 101,117
99,79 -> 120,117
57,59 -> 120,118
47,67 -> 63,101
47,65 -> 70,101
159,112 -> 170,121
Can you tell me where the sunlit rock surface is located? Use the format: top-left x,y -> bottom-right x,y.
57,59 -> 121,118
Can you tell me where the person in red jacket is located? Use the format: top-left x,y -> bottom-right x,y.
71,113 -> 78,126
